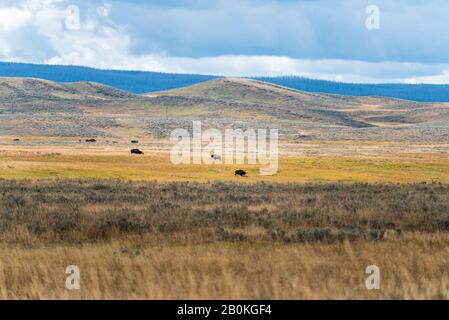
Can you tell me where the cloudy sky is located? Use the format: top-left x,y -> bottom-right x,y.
0,0 -> 449,83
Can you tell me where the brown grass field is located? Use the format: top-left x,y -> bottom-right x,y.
3,235 -> 449,300
0,175 -> 448,299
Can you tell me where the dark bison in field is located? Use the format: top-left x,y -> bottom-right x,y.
131,140 -> 139,144
85,139 -> 97,143
235,170 -> 247,177
131,149 -> 144,155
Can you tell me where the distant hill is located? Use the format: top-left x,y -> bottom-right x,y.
2,61 -> 449,102
0,77 -> 139,105
0,62 -> 216,94
255,76 -> 449,103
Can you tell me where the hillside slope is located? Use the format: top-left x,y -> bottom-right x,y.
2,61 -> 449,102
145,78 -> 449,142
0,77 -> 137,102
148,78 -> 449,126
0,77 -> 448,142
0,62 -> 215,94
0,78 -> 145,137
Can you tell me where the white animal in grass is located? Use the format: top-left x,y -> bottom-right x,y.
211,154 -> 222,161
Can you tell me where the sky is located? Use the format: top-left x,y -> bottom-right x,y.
0,0 -> 449,83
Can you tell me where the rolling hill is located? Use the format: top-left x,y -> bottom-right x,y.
2,61 -> 449,102
0,77 -> 448,142
0,61 -> 215,94
0,77 -> 136,104
147,78 -> 449,126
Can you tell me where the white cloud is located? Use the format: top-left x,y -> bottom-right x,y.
403,70 -> 449,85
0,6 -> 32,56
1,0 -> 449,84
0,8 -> 31,32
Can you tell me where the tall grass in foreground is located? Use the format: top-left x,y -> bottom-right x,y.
0,180 -> 449,299
1,235 -> 449,299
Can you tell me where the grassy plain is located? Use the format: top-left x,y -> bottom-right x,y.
1,140 -> 449,299
0,142 -> 449,183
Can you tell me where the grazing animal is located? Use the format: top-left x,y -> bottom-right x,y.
85,139 -> 97,143
131,140 -> 139,144
13,139 -> 20,142
235,169 -> 247,177
211,154 -> 222,161
131,149 -> 144,155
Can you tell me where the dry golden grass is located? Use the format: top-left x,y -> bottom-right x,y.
1,233 -> 449,300
0,180 -> 448,300
1,146 -> 449,183
1,179 -> 448,244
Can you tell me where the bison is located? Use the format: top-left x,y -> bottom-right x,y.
85,139 -> 97,143
235,169 -> 247,177
131,149 -> 144,155
131,140 -> 139,144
